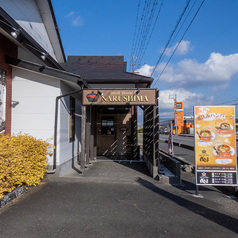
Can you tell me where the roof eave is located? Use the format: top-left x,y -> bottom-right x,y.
6,56 -> 87,87
0,7 -> 64,70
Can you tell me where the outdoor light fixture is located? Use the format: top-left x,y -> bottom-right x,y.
11,28 -> 21,39
135,88 -> 140,95
23,42 -> 49,61
40,52 -> 49,61
0,19 -> 21,39
97,90 -> 103,96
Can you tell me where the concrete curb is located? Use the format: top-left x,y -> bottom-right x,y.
0,186 -> 32,208
159,149 -> 194,167
178,134 -> 194,137
163,140 -> 194,151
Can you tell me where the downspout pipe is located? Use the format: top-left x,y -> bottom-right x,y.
47,88 -> 84,174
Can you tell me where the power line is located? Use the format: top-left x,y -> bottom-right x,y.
130,0 -> 163,71
214,99 -> 238,105
132,0 -> 148,65
162,0 -> 197,61
152,0 -> 205,87
182,98 -> 238,116
135,0 -> 158,65
150,0 -> 191,78
136,0 -> 164,68
130,0 -> 141,71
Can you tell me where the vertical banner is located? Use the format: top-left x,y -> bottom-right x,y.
0,68 -> 6,134
194,106 -> 237,186
168,121 -> 174,155
174,102 -> 184,126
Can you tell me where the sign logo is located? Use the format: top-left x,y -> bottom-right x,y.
86,91 -> 99,102
199,172 -> 209,184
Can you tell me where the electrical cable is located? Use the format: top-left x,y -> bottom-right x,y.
162,0 -> 197,62
132,0 -> 148,63
134,0 -> 152,62
130,0 -> 141,71
152,0 -> 205,87
130,0 -> 162,71
136,0 -> 164,68
135,0 -> 156,63
150,0 -> 191,78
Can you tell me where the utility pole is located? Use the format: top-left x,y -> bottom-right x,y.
169,94 -> 177,135
130,56 -> 140,73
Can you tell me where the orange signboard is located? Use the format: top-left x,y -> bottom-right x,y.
176,110 -> 184,126
174,102 -> 184,127
194,106 -> 237,185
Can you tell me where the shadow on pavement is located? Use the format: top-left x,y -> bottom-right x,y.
114,161 -> 151,177
137,177 -> 238,234
181,179 -> 222,192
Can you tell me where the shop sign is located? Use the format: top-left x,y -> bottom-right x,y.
176,111 -> 184,126
83,89 -> 157,106
194,106 -> 237,186
174,102 -> 184,126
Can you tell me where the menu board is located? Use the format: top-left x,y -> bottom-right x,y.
194,106 -> 237,186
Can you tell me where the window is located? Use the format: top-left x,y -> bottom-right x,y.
101,117 -> 114,135
69,96 -> 75,142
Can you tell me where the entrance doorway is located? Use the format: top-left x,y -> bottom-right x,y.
97,115 -> 117,156
96,106 -> 133,159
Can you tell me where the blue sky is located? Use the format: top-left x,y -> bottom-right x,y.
52,0 -> 238,119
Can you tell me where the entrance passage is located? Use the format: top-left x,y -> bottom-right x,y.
81,89 -> 159,178
96,106 -> 133,159
64,160 -> 152,182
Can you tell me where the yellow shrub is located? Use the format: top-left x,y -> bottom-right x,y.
0,133 -> 52,199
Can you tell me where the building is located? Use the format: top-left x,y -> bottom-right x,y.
0,1 -> 159,177
0,0 -> 86,176
62,56 -> 159,177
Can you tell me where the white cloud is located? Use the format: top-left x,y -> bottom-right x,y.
159,89 -> 213,111
138,52 -> 238,90
66,11 -> 83,27
67,12 -> 75,17
72,16 -> 83,26
164,40 -> 191,56
137,64 -> 153,77
158,89 -> 214,117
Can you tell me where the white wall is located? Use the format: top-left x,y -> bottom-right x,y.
11,67 -> 60,165
57,81 -> 82,174
1,0 -> 57,61
12,67 -> 82,175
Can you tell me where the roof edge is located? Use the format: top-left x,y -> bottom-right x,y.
47,0 -> 66,62
6,56 -> 89,87
0,7 -> 64,70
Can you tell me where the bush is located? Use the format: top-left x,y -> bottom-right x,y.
0,133 -> 52,199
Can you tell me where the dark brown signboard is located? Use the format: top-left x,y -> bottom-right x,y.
82,89 -> 157,106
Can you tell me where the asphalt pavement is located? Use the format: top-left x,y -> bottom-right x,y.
1,160 -> 238,238
160,134 -> 195,147
159,140 -> 195,166
159,135 -> 195,166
